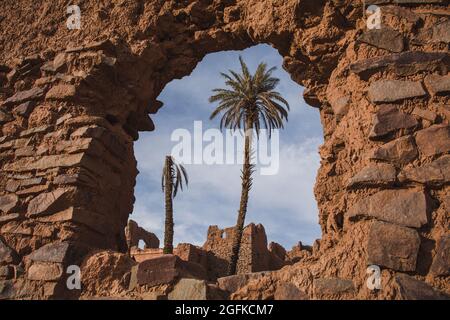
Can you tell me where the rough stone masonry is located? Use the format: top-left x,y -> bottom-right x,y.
0,0 -> 449,299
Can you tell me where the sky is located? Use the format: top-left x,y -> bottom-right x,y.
132,44 -> 324,250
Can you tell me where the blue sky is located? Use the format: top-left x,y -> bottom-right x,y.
132,44 -> 323,250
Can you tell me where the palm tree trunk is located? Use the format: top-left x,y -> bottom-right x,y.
228,122 -> 253,276
163,157 -> 174,254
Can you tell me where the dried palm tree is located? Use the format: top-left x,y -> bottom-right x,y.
161,156 -> 188,254
209,57 -> 290,275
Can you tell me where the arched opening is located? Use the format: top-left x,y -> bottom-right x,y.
131,44 -> 323,255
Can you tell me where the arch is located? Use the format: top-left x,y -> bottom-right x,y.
0,0 -> 448,299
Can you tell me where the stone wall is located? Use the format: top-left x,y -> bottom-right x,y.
203,224 -> 289,278
125,219 -> 159,250
0,0 -> 449,299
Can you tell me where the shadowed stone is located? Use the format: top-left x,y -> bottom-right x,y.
45,84 -> 76,101
0,280 -> 15,300
349,51 -> 450,78
415,125 -> 450,157
369,105 -> 418,138
0,110 -> 13,124
3,153 -> 85,172
368,80 -> 427,103
133,255 -> 207,288
347,163 -> 397,188
28,242 -> 71,263
168,278 -> 209,300
399,155 -> 450,186
430,236 -> 450,276
0,213 -> 20,224
27,189 -> 71,217
0,266 -> 14,279
348,189 -> 428,228
27,262 -> 63,281
218,274 -> 249,293
274,282 -> 308,300
370,135 -> 418,165
412,107 -> 437,122
424,74 -> 450,96
358,28 -> 404,53
35,207 -> 109,235
394,274 -> 448,300
0,239 -> 19,266
417,20 -> 450,45
313,278 -> 355,299
0,194 -> 19,214
13,101 -> 35,117
2,87 -> 45,106
367,221 -> 420,272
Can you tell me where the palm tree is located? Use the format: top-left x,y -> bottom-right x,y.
161,156 -> 188,254
209,57 -> 290,275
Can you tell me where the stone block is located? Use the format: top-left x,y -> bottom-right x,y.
347,163 -> 397,188
348,189 -> 428,228
369,105 -> 418,138
415,125 -> 450,157
367,221 -> 420,272
368,80 -> 426,103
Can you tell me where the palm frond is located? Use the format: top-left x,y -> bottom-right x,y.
162,156 -> 189,198
209,58 -> 290,138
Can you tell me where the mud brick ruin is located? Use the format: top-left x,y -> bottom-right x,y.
0,0 -> 449,299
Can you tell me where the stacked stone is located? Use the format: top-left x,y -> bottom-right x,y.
0,41 -> 140,298
0,0 -> 449,300
318,0 -> 449,298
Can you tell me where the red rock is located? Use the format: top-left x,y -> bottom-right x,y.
347,163 -> 397,188
415,125 -> 450,157
125,219 -> 160,250
2,87 -> 45,106
368,80 -> 427,103
134,255 -> 207,287
3,153 -> 85,172
367,221 -> 420,272
268,242 -> 287,261
0,194 -> 19,213
27,189 -> 71,217
0,266 -> 14,280
430,236 -> 450,276
370,135 -> 418,165
369,105 -> 418,138
217,274 -> 251,293
313,278 -> 355,299
394,274 -> 447,300
0,110 -> 13,124
399,155 -> 450,186
0,239 -> 19,266
274,282 -> 308,300
348,189 -> 429,228
0,213 -> 20,224
13,101 -> 35,117
168,278 -> 208,300
27,242 -> 71,263
358,28 -> 404,53
27,262 -> 63,281
81,251 -> 136,297
349,51 -> 450,78
45,85 -> 76,101
424,73 -> 450,96
412,107 -> 437,122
